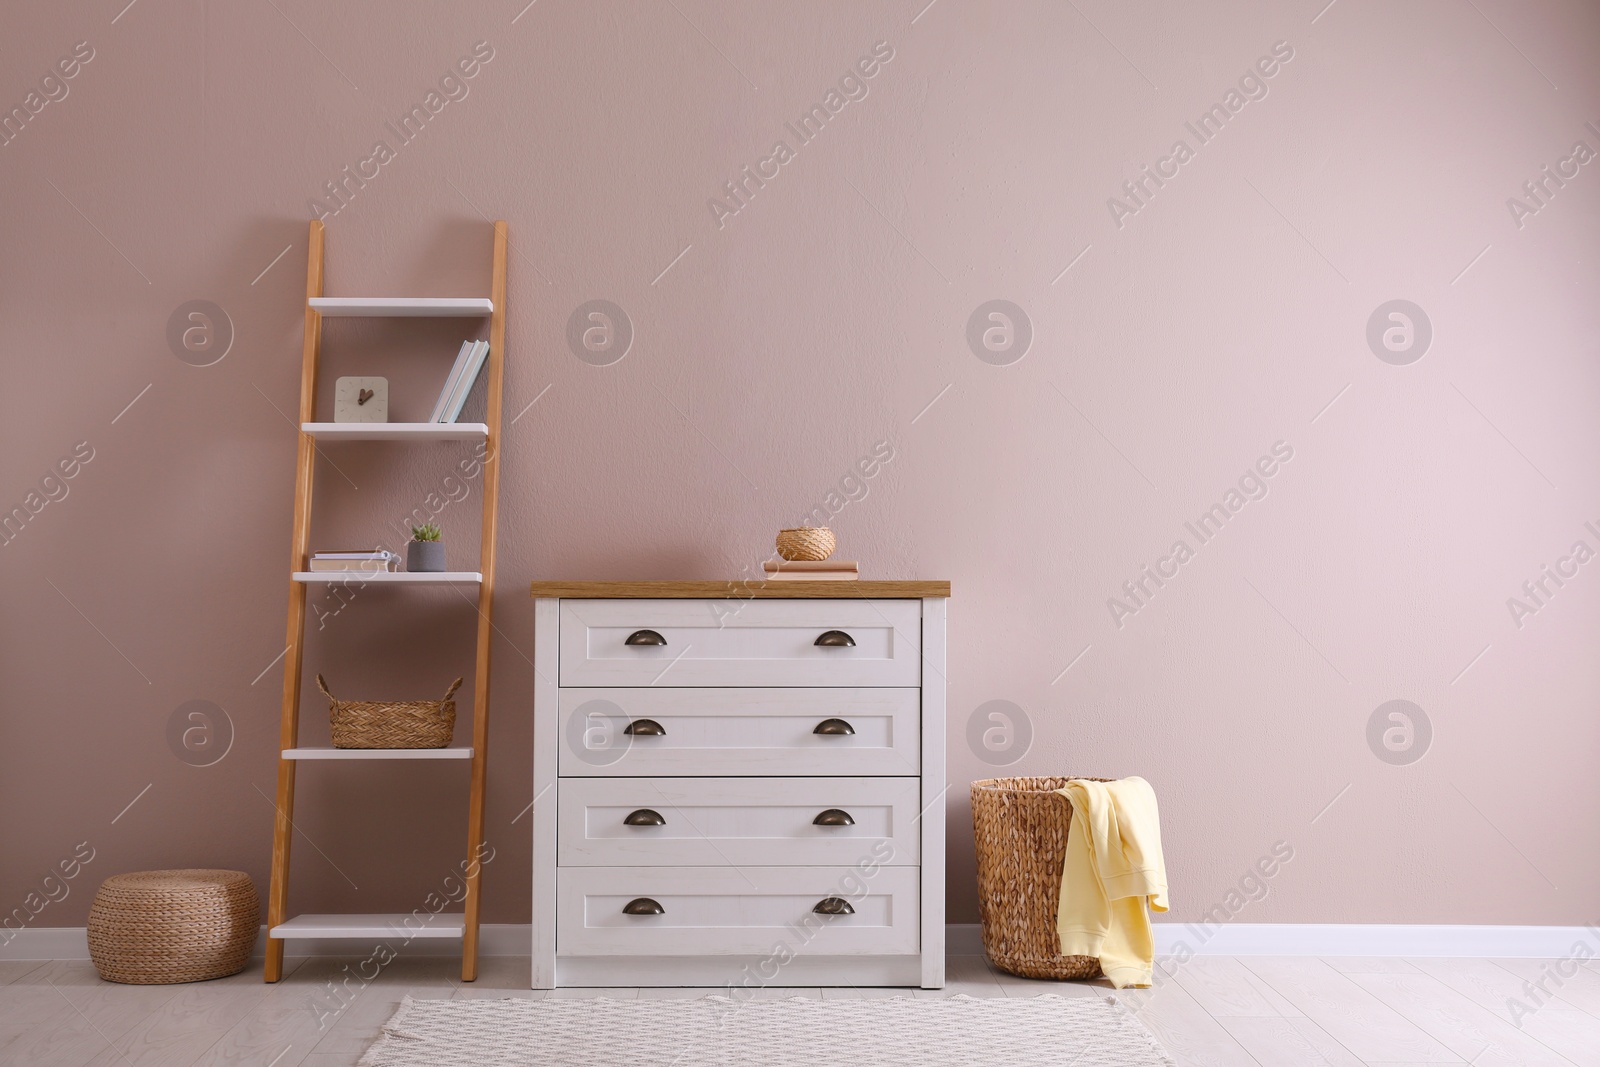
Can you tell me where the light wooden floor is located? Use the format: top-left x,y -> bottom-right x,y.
2,953 -> 1597,1065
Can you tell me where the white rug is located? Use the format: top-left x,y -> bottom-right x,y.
359,994 -> 1174,1066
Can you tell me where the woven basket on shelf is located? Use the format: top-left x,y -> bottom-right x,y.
775,526 -> 837,562
971,776 -> 1113,980
318,674 -> 461,749
87,869 -> 259,984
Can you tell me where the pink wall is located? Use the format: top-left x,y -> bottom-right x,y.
4,0 -> 1599,937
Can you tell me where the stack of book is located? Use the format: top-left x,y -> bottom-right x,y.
308,549 -> 400,573
762,560 -> 860,581
429,340 -> 491,423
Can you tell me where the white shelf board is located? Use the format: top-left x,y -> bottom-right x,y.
293,571 -> 482,585
308,297 -> 492,317
302,422 -> 488,441
283,747 -> 473,760
271,913 -> 466,940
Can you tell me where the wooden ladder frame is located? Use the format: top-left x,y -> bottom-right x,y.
264,219 -> 508,983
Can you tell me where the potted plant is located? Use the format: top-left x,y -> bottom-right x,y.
407,524 -> 446,572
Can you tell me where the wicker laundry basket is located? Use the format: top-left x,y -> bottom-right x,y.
318,674 -> 461,748
971,776 -> 1113,980
87,869 -> 259,984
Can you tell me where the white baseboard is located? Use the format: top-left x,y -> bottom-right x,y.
952,923 -> 1600,958
1162,922 -> 1599,958
0,926 -> 89,962
5,923 -> 1592,963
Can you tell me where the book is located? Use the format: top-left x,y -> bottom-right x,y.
428,341 -> 478,423
762,560 -> 860,581
439,340 -> 489,423
764,563 -> 864,572
310,549 -> 398,572
308,559 -> 397,573
763,570 -> 860,581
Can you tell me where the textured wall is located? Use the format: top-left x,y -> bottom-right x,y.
3,1 -> 1598,939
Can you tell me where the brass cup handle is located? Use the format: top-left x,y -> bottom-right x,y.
813,809 -> 855,826
624,808 -> 666,826
623,897 -> 664,915
625,629 -> 667,646
814,630 -> 856,647
813,897 -> 854,915
813,718 -> 855,735
623,718 -> 666,736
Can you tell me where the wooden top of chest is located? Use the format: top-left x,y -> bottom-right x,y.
529,580 -> 950,599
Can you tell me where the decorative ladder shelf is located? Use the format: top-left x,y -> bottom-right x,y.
265,219 -> 508,983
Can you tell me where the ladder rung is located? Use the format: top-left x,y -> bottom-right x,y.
271,913 -> 465,939
307,297 -> 492,317
291,571 -> 482,585
282,747 -> 473,761
301,422 -> 489,442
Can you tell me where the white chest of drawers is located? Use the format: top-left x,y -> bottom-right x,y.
530,581 -> 948,989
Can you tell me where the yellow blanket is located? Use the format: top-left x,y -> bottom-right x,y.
1055,777 -> 1168,988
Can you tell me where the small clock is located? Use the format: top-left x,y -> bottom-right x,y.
333,376 -> 388,423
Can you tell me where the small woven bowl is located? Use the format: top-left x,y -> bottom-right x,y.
776,527 -> 836,562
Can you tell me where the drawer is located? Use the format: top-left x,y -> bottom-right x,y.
558,599 -> 921,687
557,865 -> 919,956
558,777 -> 922,867
556,687 -> 921,777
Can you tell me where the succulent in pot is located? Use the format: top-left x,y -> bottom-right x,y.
407,524 -> 446,572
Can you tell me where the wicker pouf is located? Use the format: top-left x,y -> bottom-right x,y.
971,776 -> 1112,980
87,869 -> 259,984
